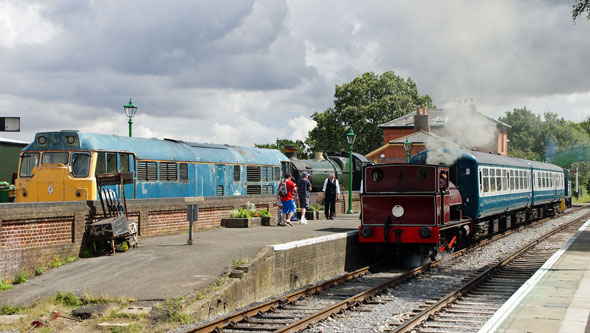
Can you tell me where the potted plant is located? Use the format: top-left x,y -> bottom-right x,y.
297,203 -> 322,220
221,206 -> 261,228
256,209 -> 272,226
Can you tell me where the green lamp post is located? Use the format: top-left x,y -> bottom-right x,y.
403,138 -> 412,163
346,128 -> 356,214
123,98 -> 138,137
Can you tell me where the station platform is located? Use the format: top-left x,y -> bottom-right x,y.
0,214 -> 361,307
480,218 -> 590,333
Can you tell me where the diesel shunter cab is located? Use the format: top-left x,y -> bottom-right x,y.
359,164 -> 471,259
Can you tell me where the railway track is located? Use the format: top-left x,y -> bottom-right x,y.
388,215 -> 586,333
184,208 -> 586,333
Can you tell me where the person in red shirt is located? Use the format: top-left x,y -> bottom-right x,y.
279,174 -> 297,226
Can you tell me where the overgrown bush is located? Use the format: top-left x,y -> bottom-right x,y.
13,271 -> 29,284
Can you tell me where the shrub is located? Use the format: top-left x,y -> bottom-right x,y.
55,291 -> 83,307
13,271 -> 29,284
309,203 -> 322,212
116,241 -> 129,252
35,267 -> 46,276
51,257 -> 64,268
258,209 -> 270,217
0,280 -> 13,292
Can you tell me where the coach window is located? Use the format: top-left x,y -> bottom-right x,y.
483,168 -> 490,192
71,153 -> 91,177
19,153 -> 39,177
234,165 -> 240,181
501,169 -> 507,192
120,153 -> 130,172
106,153 -> 117,173
509,170 -> 514,190
42,152 -> 69,164
489,168 -> 496,192
179,163 -> 189,181
479,170 -> 483,193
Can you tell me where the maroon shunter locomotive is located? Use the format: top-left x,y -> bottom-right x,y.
359,164 -> 472,262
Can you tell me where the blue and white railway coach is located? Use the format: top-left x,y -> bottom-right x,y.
359,148 -> 569,262
15,130 -> 290,202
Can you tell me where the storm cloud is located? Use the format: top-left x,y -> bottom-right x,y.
0,0 -> 589,146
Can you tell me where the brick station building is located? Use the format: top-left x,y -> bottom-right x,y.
366,107 -> 510,163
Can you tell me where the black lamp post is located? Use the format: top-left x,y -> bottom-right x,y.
346,129 -> 356,214
403,138 -> 412,163
123,98 -> 138,137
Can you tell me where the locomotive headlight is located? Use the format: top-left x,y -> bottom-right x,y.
391,205 -> 404,218
66,136 -> 76,144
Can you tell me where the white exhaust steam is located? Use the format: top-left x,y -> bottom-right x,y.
424,101 -> 497,166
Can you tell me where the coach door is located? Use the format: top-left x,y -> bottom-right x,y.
119,153 -> 136,199
216,164 -> 225,196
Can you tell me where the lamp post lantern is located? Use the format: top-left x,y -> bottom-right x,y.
346,129 -> 356,214
123,98 -> 138,137
403,138 -> 412,163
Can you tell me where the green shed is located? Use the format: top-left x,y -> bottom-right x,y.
0,137 -> 29,184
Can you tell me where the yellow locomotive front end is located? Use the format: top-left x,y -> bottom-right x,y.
15,132 -> 97,202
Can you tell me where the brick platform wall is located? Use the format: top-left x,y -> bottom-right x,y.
0,192 -> 360,281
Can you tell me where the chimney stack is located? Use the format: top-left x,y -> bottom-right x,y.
284,145 -> 298,159
414,106 -> 430,132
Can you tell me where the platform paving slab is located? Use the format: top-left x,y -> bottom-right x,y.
0,214 -> 360,307
479,219 -> 590,333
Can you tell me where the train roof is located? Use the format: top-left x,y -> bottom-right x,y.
514,158 -> 564,172
465,151 -> 531,168
413,148 -> 562,171
24,131 -> 288,165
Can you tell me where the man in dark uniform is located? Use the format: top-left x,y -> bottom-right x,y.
322,174 -> 340,220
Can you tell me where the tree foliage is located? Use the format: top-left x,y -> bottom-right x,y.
500,107 -> 590,162
255,139 -> 309,159
573,0 -> 590,21
306,71 -> 434,155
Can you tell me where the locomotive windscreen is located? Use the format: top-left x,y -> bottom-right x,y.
364,165 -> 436,193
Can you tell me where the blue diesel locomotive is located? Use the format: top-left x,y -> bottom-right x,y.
15,131 -> 290,202
359,148 -> 569,261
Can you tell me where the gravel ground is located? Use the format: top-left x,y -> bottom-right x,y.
306,208 -> 590,333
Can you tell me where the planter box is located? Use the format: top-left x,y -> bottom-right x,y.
296,211 -> 322,220
221,217 -> 262,228
260,216 -> 271,226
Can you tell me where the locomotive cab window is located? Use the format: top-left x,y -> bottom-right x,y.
42,152 -> 69,165
71,153 -> 91,177
19,153 -> 39,177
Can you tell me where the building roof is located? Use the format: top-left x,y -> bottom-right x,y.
365,130 -> 462,159
379,108 -> 511,129
0,137 -> 29,145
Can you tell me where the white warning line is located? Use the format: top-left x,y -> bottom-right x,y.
273,231 -> 358,251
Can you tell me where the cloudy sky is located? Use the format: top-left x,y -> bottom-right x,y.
1,0 -> 589,146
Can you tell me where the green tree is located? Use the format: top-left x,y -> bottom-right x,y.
255,139 -> 309,159
500,108 -> 590,162
573,0 -> 590,21
307,71 -> 434,155
499,107 -> 544,160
